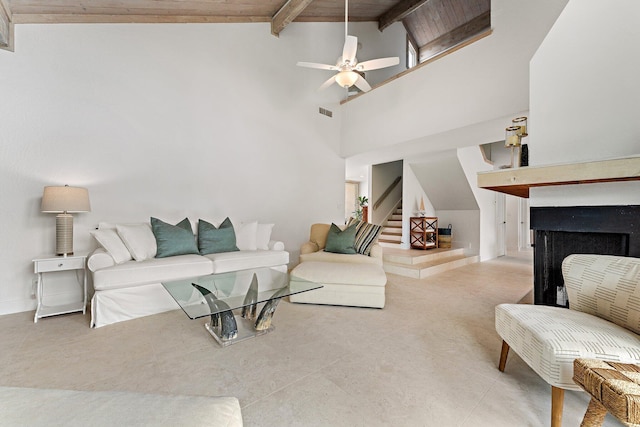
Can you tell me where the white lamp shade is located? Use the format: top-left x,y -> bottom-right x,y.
335,71 -> 359,88
41,186 -> 91,213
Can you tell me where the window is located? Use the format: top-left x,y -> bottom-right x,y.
345,182 -> 359,223
407,35 -> 418,69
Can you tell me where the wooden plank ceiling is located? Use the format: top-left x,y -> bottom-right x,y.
1,0 -> 490,60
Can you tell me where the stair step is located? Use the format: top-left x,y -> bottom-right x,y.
379,242 -> 402,249
379,235 -> 402,243
385,220 -> 402,227
383,248 -> 465,265
381,228 -> 402,235
383,254 -> 479,279
390,214 -> 402,220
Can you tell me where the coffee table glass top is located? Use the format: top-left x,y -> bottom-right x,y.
162,267 -> 321,320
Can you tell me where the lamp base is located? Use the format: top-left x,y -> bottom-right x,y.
56,213 -> 74,256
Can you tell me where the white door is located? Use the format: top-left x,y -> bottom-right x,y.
496,193 -> 506,257
518,198 -> 531,251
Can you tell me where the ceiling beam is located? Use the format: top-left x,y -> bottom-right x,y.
378,0 -> 431,32
11,14 -> 271,24
271,0 -> 315,37
419,11 -> 490,63
0,0 -> 13,52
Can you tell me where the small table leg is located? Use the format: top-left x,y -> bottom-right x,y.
580,398 -> 607,427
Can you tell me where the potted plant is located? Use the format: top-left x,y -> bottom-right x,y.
354,196 -> 369,221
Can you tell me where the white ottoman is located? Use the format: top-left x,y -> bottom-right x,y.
289,261 -> 387,308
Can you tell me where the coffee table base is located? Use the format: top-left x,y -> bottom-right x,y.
205,314 -> 275,347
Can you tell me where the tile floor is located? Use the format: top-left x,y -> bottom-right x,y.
0,255 -> 625,426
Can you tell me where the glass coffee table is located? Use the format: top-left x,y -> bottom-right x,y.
162,267 -> 321,347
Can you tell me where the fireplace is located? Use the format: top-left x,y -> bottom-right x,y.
530,205 -> 640,307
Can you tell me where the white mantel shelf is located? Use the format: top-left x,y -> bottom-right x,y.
477,156 -> 640,198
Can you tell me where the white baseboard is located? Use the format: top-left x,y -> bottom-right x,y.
0,298 -> 36,316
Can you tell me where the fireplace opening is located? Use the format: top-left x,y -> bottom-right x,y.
530,205 -> 640,308
534,230 -> 629,306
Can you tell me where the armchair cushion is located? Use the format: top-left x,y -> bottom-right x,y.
562,254 -> 640,334
495,303 -> 640,390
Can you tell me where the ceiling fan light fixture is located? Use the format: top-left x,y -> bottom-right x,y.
335,71 -> 358,88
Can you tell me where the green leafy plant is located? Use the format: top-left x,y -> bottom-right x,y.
354,196 -> 369,220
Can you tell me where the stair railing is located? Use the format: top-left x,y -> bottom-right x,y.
373,176 -> 402,211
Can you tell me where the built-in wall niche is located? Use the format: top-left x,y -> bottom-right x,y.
530,206 -> 640,307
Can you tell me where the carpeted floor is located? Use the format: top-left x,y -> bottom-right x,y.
0,255 -> 625,426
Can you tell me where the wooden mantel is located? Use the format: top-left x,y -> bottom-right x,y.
477,157 -> 640,198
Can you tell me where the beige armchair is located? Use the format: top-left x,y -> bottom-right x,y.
299,223 -> 383,264
496,254 -> 640,426
290,223 -> 387,308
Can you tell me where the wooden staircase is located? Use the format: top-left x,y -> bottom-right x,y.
382,247 -> 479,279
378,203 -> 403,248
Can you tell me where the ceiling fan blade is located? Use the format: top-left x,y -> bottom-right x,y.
357,57 -> 400,71
297,62 -> 337,70
342,35 -> 358,64
318,75 -> 337,91
353,75 -> 371,92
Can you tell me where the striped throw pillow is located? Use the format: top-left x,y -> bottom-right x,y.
347,218 -> 383,256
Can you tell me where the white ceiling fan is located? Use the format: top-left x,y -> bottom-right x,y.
296,0 -> 399,93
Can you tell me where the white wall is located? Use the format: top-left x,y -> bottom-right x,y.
401,163 -> 435,249
457,146 -> 496,260
529,0 -> 640,205
0,22 -> 388,315
435,210 -> 479,252
340,0 -> 569,158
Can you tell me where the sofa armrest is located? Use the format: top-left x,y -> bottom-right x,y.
300,241 -> 319,255
87,248 -> 116,272
268,240 -> 285,251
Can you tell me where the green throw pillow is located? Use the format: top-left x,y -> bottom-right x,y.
198,217 -> 240,255
324,222 -> 357,254
151,217 -> 199,258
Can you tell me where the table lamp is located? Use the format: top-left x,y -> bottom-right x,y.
41,185 -> 91,256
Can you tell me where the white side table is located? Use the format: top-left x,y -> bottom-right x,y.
33,253 -> 87,323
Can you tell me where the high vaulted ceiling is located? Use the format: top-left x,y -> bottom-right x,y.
1,0 -> 490,61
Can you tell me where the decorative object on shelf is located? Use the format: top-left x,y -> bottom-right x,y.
505,126 -> 522,168
512,116 -> 528,136
41,185 -> 91,256
504,116 -> 529,169
417,197 -> 426,216
410,217 -> 438,250
520,143 -> 529,167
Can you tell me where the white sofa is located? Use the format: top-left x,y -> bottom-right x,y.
88,220 -> 289,328
290,222 -> 387,308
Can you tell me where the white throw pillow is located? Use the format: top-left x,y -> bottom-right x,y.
116,223 -> 157,261
234,221 -> 258,251
90,229 -> 132,264
256,223 -> 274,250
